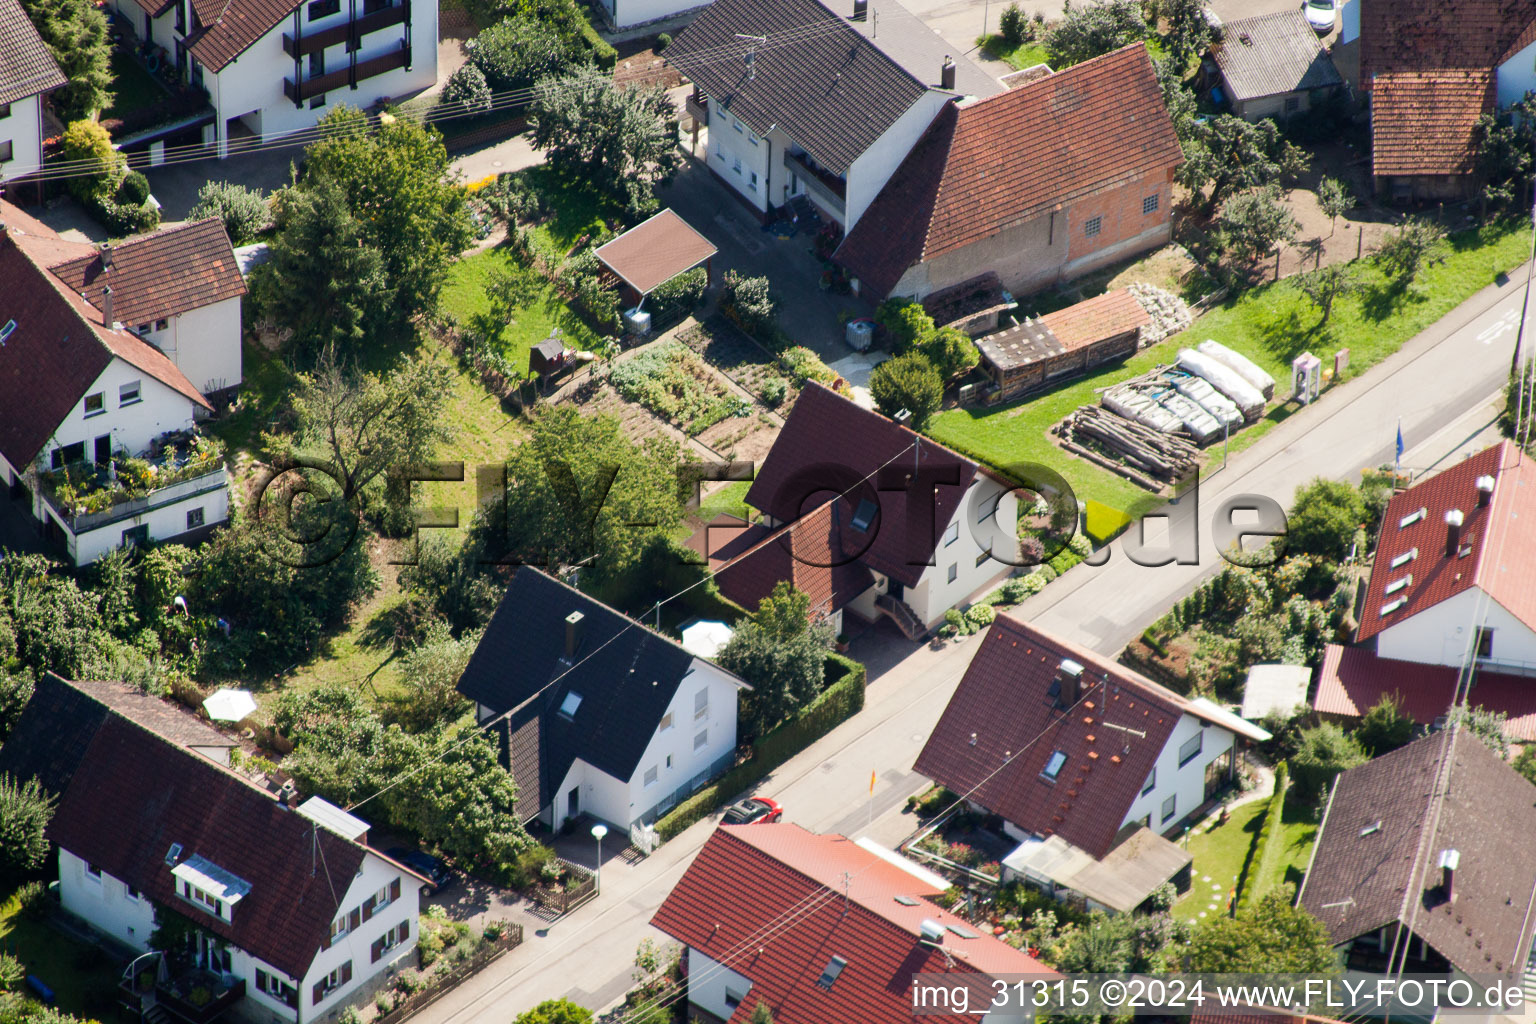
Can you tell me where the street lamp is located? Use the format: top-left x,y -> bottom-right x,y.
590,823 -> 608,895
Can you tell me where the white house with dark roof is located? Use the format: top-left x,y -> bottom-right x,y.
457,567 -> 751,831
0,0 -> 65,186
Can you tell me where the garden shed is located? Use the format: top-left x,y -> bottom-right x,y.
974,288 -> 1150,401
594,209 -> 718,309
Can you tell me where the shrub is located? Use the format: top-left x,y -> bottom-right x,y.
117,171 -> 151,206
444,62 -> 494,113
869,352 -> 942,429
1146,881 -> 1177,912
778,346 -> 837,386
1237,762 -> 1289,911
470,15 -> 581,91
1291,723 -> 1367,802
999,1 -> 1027,44
649,266 -> 707,325
965,603 -> 996,629
189,181 -> 271,245
61,119 -> 123,202
509,844 -> 558,888
395,969 -> 423,995
14,880 -> 50,921
723,270 -> 776,338
945,607 -> 970,636
376,993 -> 395,1015
655,32 -> 672,50
759,376 -> 789,407
999,577 -> 1030,603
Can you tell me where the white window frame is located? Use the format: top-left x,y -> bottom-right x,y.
644,765 -> 659,787
694,688 -> 709,720
943,521 -> 959,547
120,380 -> 142,405
1177,731 -> 1203,768
1161,794 -> 1177,823
659,712 -> 674,731
694,729 -> 708,751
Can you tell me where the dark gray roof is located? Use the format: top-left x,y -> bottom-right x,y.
0,0 -> 65,106
1298,730 -> 1536,977
1212,10 -> 1343,102
458,568 -> 739,805
0,673 -> 110,797
666,0 -> 932,175
850,0 -> 1000,100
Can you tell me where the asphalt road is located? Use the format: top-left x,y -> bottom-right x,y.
414,265 -> 1530,1022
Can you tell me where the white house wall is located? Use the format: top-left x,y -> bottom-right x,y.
549,756 -> 633,830
1497,39 -> 1536,109
1117,714 -> 1234,834
0,94 -> 46,183
42,358 -> 200,464
136,296 -> 244,393
1339,0 -> 1358,44
303,852 -> 422,1020
55,469 -> 229,563
58,849 -> 158,950
845,90 -> 949,229
704,101 -> 774,215
1376,586 -> 1536,669
627,660 -> 743,824
905,476 -> 1018,627
686,947 -> 754,1022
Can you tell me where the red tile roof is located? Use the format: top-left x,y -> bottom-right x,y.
914,613 -> 1189,859
1314,644 -> 1536,741
836,43 -> 1182,299
702,504 -> 875,617
1037,288 -> 1150,351
594,209 -> 716,297
0,0 -> 66,106
185,0 -> 304,71
1360,0 -> 1536,83
745,382 -> 981,588
48,218 -> 246,326
1370,70 -> 1493,178
1357,441 -> 1536,642
650,824 -> 1046,1024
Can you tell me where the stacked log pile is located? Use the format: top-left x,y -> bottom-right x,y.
1054,405 -> 1201,489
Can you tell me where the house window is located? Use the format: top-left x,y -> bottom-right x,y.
309,50 -> 324,76
1177,731 -> 1203,767
1084,215 -> 1102,237
975,550 -> 989,567
122,525 -> 149,548
694,729 -> 708,751
850,498 -> 878,532
330,914 -> 350,942
975,491 -> 1000,524
312,961 -> 352,1004
1160,794 -> 1177,823
1041,750 -> 1067,781
126,885 -> 141,901
255,969 -> 298,1008
187,507 -> 205,530
1284,96 -> 1301,114
0,141 -> 11,164
363,0 -> 388,11
52,441 -> 86,468
694,688 -> 709,720
84,392 -> 105,417
748,131 -> 758,146
659,713 -> 673,732
174,0 -> 185,32
86,862 -> 102,881
748,171 -> 758,192
946,563 -> 957,583
943,521 -> 959,547
137,323 -> 153,335
665,754 -> 673,769
733,119 -> 743,134
715,148 -> 725,162
815,955 -> 848,989
375,884 -> 391,910
120,380 -> 141,405
725,988 -> 744,1010
644,766 -> 658,787
560,692 -> 583,718
154,318 -> 168,331
732,157 -> 742,176
1142,194 -> 1159,214
370,920 -> 411,962
1477,628 -> 1494,658
0,103 -> 11,119
1141,768 -> 1155,795
307,0 -> 339,17
182,881 -> 223,917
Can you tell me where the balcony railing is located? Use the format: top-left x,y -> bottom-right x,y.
156,973 -> 246,1024
283,3 -> 407,58
43,466 -> 229,535
284,43 -> 410,102
684,90 -> 706,124
784,152 -> 846,216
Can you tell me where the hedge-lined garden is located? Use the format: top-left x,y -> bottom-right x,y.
1235,761 -> 1288,912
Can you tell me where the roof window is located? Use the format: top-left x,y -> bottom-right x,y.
1380,597 -> 1407,616
1042,750 -> 1067,781
1360,820 -> 1381,836
0,320 -> 14,345
1390,547 -> 1417,569
1384,575 -> 1411,595
559,692 -> 583,718
1399,507 -> 1426,529
850,499 -> 878,532
894,895 -> 919,906
815,955 -> 848,989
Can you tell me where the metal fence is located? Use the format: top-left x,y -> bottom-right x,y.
636,751 -> 735,827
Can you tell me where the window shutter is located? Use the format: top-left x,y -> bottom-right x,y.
256,969 -> 269,992
340,961 -> 353,985
362,899 -> 373,923
390,878 -> 401,901
313,980 -> 325,1005
400,917 -> 409,940
349,908 -> 360,930
371,937 -> 384,963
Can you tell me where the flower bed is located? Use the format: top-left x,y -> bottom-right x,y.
40,434 -> 225,518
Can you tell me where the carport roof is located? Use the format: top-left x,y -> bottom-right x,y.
594,209 -> 717,296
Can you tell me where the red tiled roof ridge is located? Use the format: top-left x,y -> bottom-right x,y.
990,609 -> 1190,713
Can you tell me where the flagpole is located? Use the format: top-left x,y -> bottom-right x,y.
1395,418 -> 1403,477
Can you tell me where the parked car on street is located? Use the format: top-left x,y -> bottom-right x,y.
722,796 -> 783,825
386,847 -> 455,894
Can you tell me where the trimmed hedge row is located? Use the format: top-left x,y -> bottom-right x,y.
1236,761 -> 1289,913
655,653 -> 867,842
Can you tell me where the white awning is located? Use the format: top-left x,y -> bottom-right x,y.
1187,696 -> 1273,742
171,854 -> 251,904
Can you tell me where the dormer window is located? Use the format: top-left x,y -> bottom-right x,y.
171,854 -> 249,922
559,692 -> 582,718
184,881 -> 223,917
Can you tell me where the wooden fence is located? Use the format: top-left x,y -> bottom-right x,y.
372,925 -> 525,1024
532,860 -> 597,918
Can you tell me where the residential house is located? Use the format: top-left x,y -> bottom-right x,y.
971,288 -> 1151,402
666,0 -> 1001,230
1210,11 -> 1345,121
0,202 -> 242,563
1314,440 -> 1536,738
106,0 -> 436,160
739,382 -> 1021,638
1340,0 -> 1536,199
650,823 -> 1049,1024
0,673 -> 430,1023
589,0 -> 703,32
913,613 -> 1270,912
0,0 -> 66,188
1298,729 -> 1536,989
456,566 -> 751,831
835,44 -> 1182,302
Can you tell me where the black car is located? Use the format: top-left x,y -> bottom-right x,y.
386,847 -> 454,894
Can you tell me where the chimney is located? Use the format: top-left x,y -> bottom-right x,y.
1444,509 -> 1464,557
564,610 -> 584,659
101,285 -> 113,328
1438,848 -> 1460,902
100,242 -> 112,270
1476,475 -> 1495,508
1056,658 -> 1084,706
940,55 -> 956,90
851,0 -> 867,20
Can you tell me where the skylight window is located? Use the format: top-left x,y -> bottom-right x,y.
559,692 -> 583,718
893,895 -> 919,906
947,924 -> 979,939
1390,548 -> 1417,569
0,320 -> 14,345
1399,507 -> 1427,529
1380,597 -> 1407,616
1384,575 -> 1411,595
850,499 -> 878,533
1042,750 -> 1068,781
1360,820 -> 1381,836
164,843 -> 183,865
815,955 -> 848,989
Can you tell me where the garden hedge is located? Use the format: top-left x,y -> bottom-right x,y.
1236,761 -> 1289,912
655,653 -> 866,842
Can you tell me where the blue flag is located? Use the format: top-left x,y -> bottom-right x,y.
1396,422 -> 1404,464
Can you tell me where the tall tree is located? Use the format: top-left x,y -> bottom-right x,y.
0,773 -> 55,881
1374,217 -> 1446,289
1290,722 -> 1367,803
1044,0 -> 1147,69
1287,478 -> 1366,558
530,67 -> 679,218
1353,693 -> 1416,756
1149,0 -> 1210,70
389,620 -> 477,731
717,583 -> 834,737
869,353 -> 943,429
303,107 -> 474,319
1178,115 -> 1309,215
1297,263 -> 1356,327
252,179 -> 389,363
1214,186 -> 1299,272
21,0 -> 112,120
1188,885 -> 1339,972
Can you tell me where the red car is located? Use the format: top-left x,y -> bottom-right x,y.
723,796 -> 783,825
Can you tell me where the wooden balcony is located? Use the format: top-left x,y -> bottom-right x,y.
284,43 -> 409,103
283,3 -> 407,58
784,152 -> 846,217
684,90 -> 706,124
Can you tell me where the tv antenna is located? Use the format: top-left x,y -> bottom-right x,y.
735,33 -> 767,79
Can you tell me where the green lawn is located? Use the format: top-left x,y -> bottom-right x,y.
439,247 -> 603,380
102,47 -> 171,122
696,479 -> 755,522
0,889 -> 122,1019
929,220 -> 1530,518
505,164 -> 620,257
977,33 -> 1051,70
1172,795 -> 1318,922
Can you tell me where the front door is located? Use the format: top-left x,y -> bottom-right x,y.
888,581 -> 904,601
567,786 -> 580,820
94,435 -> 111,466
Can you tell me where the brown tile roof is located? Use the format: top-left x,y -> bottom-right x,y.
48,218 -> 246,326
1314,643 -> 1536,742
1357,441 -> 1536,641
1360,0 -> 1536,82
0,210 -> 213,469
1211,10 -> 1343,103
651,825 -> 1047,1024
1038,288 -> 1150,351
703,503 -> 875,618
593,209 -> 716,297
744,382 -> 980,589
69,678 -> 238,749
836,44 -> 1182,299
914,613 -> 1190,859
0,672 -> 114,798
186,0 -> 302,71
0,0 -> 65,106
1298,730 -> 1536,977
1370,70 -> 1492,178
